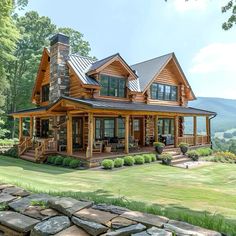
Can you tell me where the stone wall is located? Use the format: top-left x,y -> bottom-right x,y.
0,183 -> 221,236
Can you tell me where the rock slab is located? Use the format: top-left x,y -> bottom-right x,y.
0,194 -> 16,204
54,225 -> 90,236
72,216 -> 108,236
105,223 -> 146,236
121,211 -> 169,228
111,216 -> 137,229
92,204 -> 129,215
74,208 -> 118,226
0,211 -> 39,233
164,220 -> 222,236
48,197 -> 93,217
31,216 -> 70,235
132,227 -> 172,236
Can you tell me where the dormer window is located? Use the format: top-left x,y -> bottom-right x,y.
151,83 -> 177,101
42,84 -> 49,102
100,75 -> 126,97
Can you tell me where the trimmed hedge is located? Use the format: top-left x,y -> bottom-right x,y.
150,154 -> 157,162
143,154 -> 152,163
47,156 -> 56,164
101,159 -> 114,169
124,156 -> 135,166
62,157 -> 73,167
54,156 -> 64,165
114,158 -> 124,168
134,155 -> 145,165
69,159 -> 81,168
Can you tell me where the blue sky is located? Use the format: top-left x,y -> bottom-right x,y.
26,0 -> 236,99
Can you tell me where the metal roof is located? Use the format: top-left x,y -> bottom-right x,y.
131,53 -> 173,91
61,96 -> 216,116
128,78 -> 141,92
67,54 -> 99,85
9,106 -> 48,115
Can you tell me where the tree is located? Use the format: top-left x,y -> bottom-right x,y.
58,27 -> 91,56
222,1 -> 236,30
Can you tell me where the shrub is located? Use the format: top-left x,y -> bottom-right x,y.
47,156 -> 56,164
160,153 -> 172,165
188,150 -> 199,161
114,158 -> 124,168
143,154 -> 152,163
153,142 -> 165,147
211,151 -> 236,163
54,156 -> 64,165
134,155 -> 145,165
4,146 -> 18,158
196,148 -> 213,157
69,159 -> 81,168
124,156 -> 135,166
62,157 -> 73,167
101,159 -> 114,169
150,154 -> 157,162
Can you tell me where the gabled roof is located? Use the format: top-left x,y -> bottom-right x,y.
131,53 -> 173,91
67,54 -> 99,86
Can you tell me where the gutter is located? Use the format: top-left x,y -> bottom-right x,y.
209,113 -> 217,149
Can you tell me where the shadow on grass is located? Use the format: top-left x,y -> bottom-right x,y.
0,156 -> 81,174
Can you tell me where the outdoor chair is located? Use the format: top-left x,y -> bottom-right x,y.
93,141 -> 103,153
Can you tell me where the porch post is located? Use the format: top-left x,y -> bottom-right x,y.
206,116 -> 210,144
174,116 -> 179,147
67,113 -> 73,155
125,115 -> 129,154
29,116 -> 33,138
154,115 -> 159,142
86,113 -> 94,158
19,117 -> 23,141
193,116 -> 197,145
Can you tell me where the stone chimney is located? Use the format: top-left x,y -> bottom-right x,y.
49,33 -> 70,103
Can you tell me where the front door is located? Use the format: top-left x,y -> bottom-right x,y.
41,119 -> 49,138
72,117 -> 83,151
133,118 -> 143,145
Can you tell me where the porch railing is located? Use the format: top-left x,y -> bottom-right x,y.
18,137 -> 33,156
35,138 -> 57,161
177,135 -> 209,146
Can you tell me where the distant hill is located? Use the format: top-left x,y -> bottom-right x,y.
189,97 -> 236,133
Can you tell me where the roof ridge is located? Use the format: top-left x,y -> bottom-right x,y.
131,52 -> 173,67
91,53 -> 120,65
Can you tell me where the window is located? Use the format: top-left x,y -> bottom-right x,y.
104,119 -> 115,138
158,118 -> 174,135
100,75 -> 126,97
95,119 -> 102,139
42,84 -> 49,102
133,119 -> 140,131
117,118 -> 125,138
151,83 -> 178,101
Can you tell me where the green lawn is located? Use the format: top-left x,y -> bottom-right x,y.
0,155 -> 236,220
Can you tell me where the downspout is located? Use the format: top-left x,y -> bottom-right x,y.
209,114 -> 217,149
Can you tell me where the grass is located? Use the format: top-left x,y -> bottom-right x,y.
0,155 -> 236,235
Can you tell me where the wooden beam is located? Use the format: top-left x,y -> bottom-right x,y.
206,116 -> 210,144
29,117 -> 33,138
174,116 -> 179,147
125,115 -> 129,154
86,113 -> 94,158
193,116 -> 197,145
66,113 -> 73,156
154,115 -> 159,142
19,117 -> 23,141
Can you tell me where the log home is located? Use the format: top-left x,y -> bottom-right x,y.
11,33 -> 216,165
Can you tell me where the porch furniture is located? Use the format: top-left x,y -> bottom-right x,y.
129,136 -> 140,151
160,135 -> 174,146
93,141 -> 103,153
104,145 -> 112,153
59,140 -> 67,152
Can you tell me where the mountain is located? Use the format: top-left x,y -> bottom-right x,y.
189,97 -> 236,133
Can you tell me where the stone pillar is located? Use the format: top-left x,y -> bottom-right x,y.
49,33 -> 70,103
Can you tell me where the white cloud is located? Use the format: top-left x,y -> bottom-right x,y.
190,43 -> 236,73
173,0 -> 208,12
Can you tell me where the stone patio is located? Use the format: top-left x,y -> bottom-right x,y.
0,183 -> 222,236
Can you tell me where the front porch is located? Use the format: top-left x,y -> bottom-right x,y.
15,110 -> 212,163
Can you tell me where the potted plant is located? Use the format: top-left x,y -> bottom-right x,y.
153,142 -> 165,154
160,153 -> 172,165
179,142 -> 189,155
